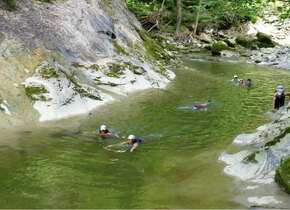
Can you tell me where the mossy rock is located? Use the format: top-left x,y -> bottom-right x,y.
242,151 -> 259,164
253,40 -> 274,49
275,157 -> 290,194
38,66 -> 60,79
211,42 -> 230,56
24,85 -> 50,101
257,32 -> 273,45
264,127 -> 290,148
236,35 -> 251,48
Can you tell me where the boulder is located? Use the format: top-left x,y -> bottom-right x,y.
220,50 -> 240,57
257,32 -> 273,44
255,32 -> 275,48
211,42 -> 230,56
224,38 -> 236,48
236,35 -> 251,48
253,40 -> 274,48
198,33 -> 212,43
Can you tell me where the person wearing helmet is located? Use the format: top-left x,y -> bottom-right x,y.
231,75 -> 238,82
270,87 -> 290,112
107,134 -> 142,152
98,125 -> 120,138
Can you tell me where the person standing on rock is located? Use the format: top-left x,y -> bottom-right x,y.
270,86 -> 290,112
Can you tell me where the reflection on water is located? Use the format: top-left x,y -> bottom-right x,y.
0,54 -> 290,208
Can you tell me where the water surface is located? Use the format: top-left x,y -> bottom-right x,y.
0,54 -> 289,208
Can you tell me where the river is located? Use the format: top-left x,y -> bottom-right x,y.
0,54 -> 289,208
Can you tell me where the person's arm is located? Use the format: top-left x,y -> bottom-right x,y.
270,93 -> 277,111
130,143 -> 139,152
107,141 -> 128,148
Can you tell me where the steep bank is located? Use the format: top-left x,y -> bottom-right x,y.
0,0 -> 175,128
219,102 -> 290,208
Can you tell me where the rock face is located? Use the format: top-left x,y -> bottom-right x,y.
0,0 -> 175,127
219,103 -> 290,208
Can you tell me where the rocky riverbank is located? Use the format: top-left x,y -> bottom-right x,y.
153,16 -> 290,70
219,102 -> 290,208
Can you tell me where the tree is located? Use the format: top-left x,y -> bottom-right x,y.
176,0 -> 182,33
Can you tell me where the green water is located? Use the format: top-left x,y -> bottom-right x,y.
0,54 -> 290,208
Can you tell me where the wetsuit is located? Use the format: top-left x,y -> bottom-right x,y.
275,93 -> 285,109
132,139 -> 142,144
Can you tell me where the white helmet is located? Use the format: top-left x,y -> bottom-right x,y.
100,125 -> 106,130
128,134 -> 136,140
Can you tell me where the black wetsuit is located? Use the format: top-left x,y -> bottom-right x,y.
275,93 -> 285,109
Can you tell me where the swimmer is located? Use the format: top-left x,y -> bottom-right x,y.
98,125 -> 120,138
245,79 -> 253,87
193,100 -> 211,110
107,134 -> 142,152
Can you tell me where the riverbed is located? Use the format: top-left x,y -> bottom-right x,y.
0,54 -> 289,208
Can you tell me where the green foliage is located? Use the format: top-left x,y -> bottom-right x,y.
275,157 -> 290,194
125,0 -> 274,33
4,0 -> 17,11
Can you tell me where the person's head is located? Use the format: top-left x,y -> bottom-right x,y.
239,79 -> 244,84
234,75 -> 238,80
277,89 -> 283,98
247,79 -> 251,84
128,134 -> 136,144
100,125 -> 107,132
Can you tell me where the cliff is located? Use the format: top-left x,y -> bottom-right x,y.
0,0 -> 175,128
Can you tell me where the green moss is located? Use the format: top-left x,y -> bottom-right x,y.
257,32 -> 273,45
74,87 -> 101,100
236,35 -> 251,48
253,40 -> 274,48
243,151 -> 260,164
24,86 -> 50,101
264,127 -> 290,148
72,62 -> 85,68
89,64 -> 99,71
39,66 -> 60,79
112,40 -> 128,55
275,157 -> 290,194
211,42 -> 230,56
60,69 -> 101,100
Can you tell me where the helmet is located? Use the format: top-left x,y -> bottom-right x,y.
128,134 -> 136,140
100,125 -> 106,130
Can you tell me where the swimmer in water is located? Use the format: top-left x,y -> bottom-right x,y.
98,125 -> 120,138
107,134 -> 142,152
193,100 -> 211,110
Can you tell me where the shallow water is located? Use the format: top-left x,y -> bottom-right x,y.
0,54 -> 289,208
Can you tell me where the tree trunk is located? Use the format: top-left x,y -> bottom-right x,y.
193,0 -> 201,37
176,0 -> 182,34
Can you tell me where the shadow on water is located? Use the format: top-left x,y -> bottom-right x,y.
0,54 -> 289,208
